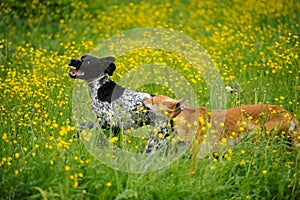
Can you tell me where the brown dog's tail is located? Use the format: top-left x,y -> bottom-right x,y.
289,118 -> 300,148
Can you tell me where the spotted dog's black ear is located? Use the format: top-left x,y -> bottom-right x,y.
80,55 -> 88,59
105,63 -> 116,76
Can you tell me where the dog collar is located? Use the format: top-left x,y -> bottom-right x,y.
171,107 -> 185,119
87,74 -> 108,85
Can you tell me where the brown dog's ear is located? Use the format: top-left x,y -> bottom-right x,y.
162,99 -> 181,113
105,63 -> 116,76
175,101 -> 181,108
174,99 -> 189,109
177,99 -> 192,109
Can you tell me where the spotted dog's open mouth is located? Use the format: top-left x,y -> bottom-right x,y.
69,58 -> 84,78
68,68 -> 85,78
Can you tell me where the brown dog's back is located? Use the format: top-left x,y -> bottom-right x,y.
144,96 -> 300,148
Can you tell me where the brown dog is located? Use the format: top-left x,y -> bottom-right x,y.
144,95 -> 300,154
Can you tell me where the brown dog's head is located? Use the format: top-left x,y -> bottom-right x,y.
144,95 -> 182,118
68,55 -> 116,82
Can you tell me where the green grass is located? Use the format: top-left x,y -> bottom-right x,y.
1,0 -> 300,199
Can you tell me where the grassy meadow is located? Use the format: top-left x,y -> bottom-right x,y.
1,0 -> 300,199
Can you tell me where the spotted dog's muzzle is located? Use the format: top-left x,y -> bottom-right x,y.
68,58 -> 84,78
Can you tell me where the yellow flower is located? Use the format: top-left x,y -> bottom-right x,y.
109,137 -> 118,143
221,138 -> 227,143
262,170 -> 267,174
34,103 -> 40,108
59,127 -> 68,136
73,181 -> 79,188
210,165 -> 217,170
106,182 -> 112,187
2,133 -> 8,143
52,123 -> 59,129
65,166 -> 71,171
240,160 -> 245,166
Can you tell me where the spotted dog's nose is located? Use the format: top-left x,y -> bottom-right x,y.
69,59 -> 82,69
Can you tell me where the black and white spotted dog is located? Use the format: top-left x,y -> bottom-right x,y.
69,55 -> 169,153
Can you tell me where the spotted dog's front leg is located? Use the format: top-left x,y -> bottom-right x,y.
145,118 -> 170,153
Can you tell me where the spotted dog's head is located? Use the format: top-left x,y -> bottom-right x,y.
69,55 -> 116,82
